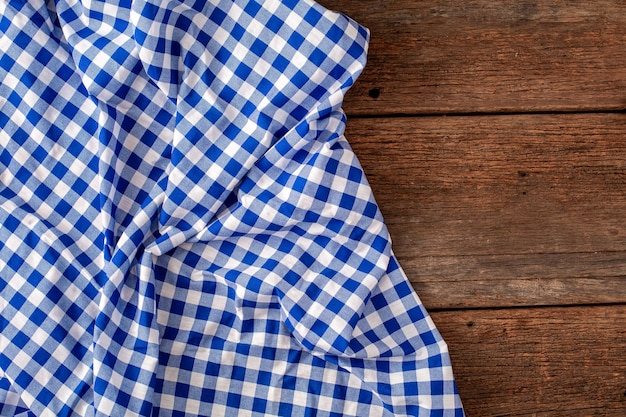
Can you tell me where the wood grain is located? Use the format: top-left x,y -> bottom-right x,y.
432,305 -> 626,416
346,113 -> 626,308
320,0 -> 626,115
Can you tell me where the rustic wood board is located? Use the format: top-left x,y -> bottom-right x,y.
320,0 -> 626,115
432,305 -> 626,416
405,253 -> 626,310
319,2 -> 626,414
346,113 -> 626,309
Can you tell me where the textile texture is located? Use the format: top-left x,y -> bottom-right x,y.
0,0 -> 465,415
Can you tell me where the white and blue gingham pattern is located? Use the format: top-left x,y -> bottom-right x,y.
0,0 -> 465,415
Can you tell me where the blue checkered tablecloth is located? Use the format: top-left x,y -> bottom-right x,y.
0,0 -> 465,415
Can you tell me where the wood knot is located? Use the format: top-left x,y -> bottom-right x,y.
368,88 -> 381,99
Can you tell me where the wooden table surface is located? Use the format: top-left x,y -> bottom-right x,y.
320,1 -> 626,415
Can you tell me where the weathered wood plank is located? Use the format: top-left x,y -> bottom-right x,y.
406,252 -> 626,309
349,112 -> 626,255
432,305 -> 626,416
346,113 -> 626,308
321,0 -> 626,115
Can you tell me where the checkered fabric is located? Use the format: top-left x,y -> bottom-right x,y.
0,0 -> 465,415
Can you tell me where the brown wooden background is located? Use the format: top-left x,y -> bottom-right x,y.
320,0 -> 626,415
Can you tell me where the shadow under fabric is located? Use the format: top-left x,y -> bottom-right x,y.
0,0 -> 465,415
